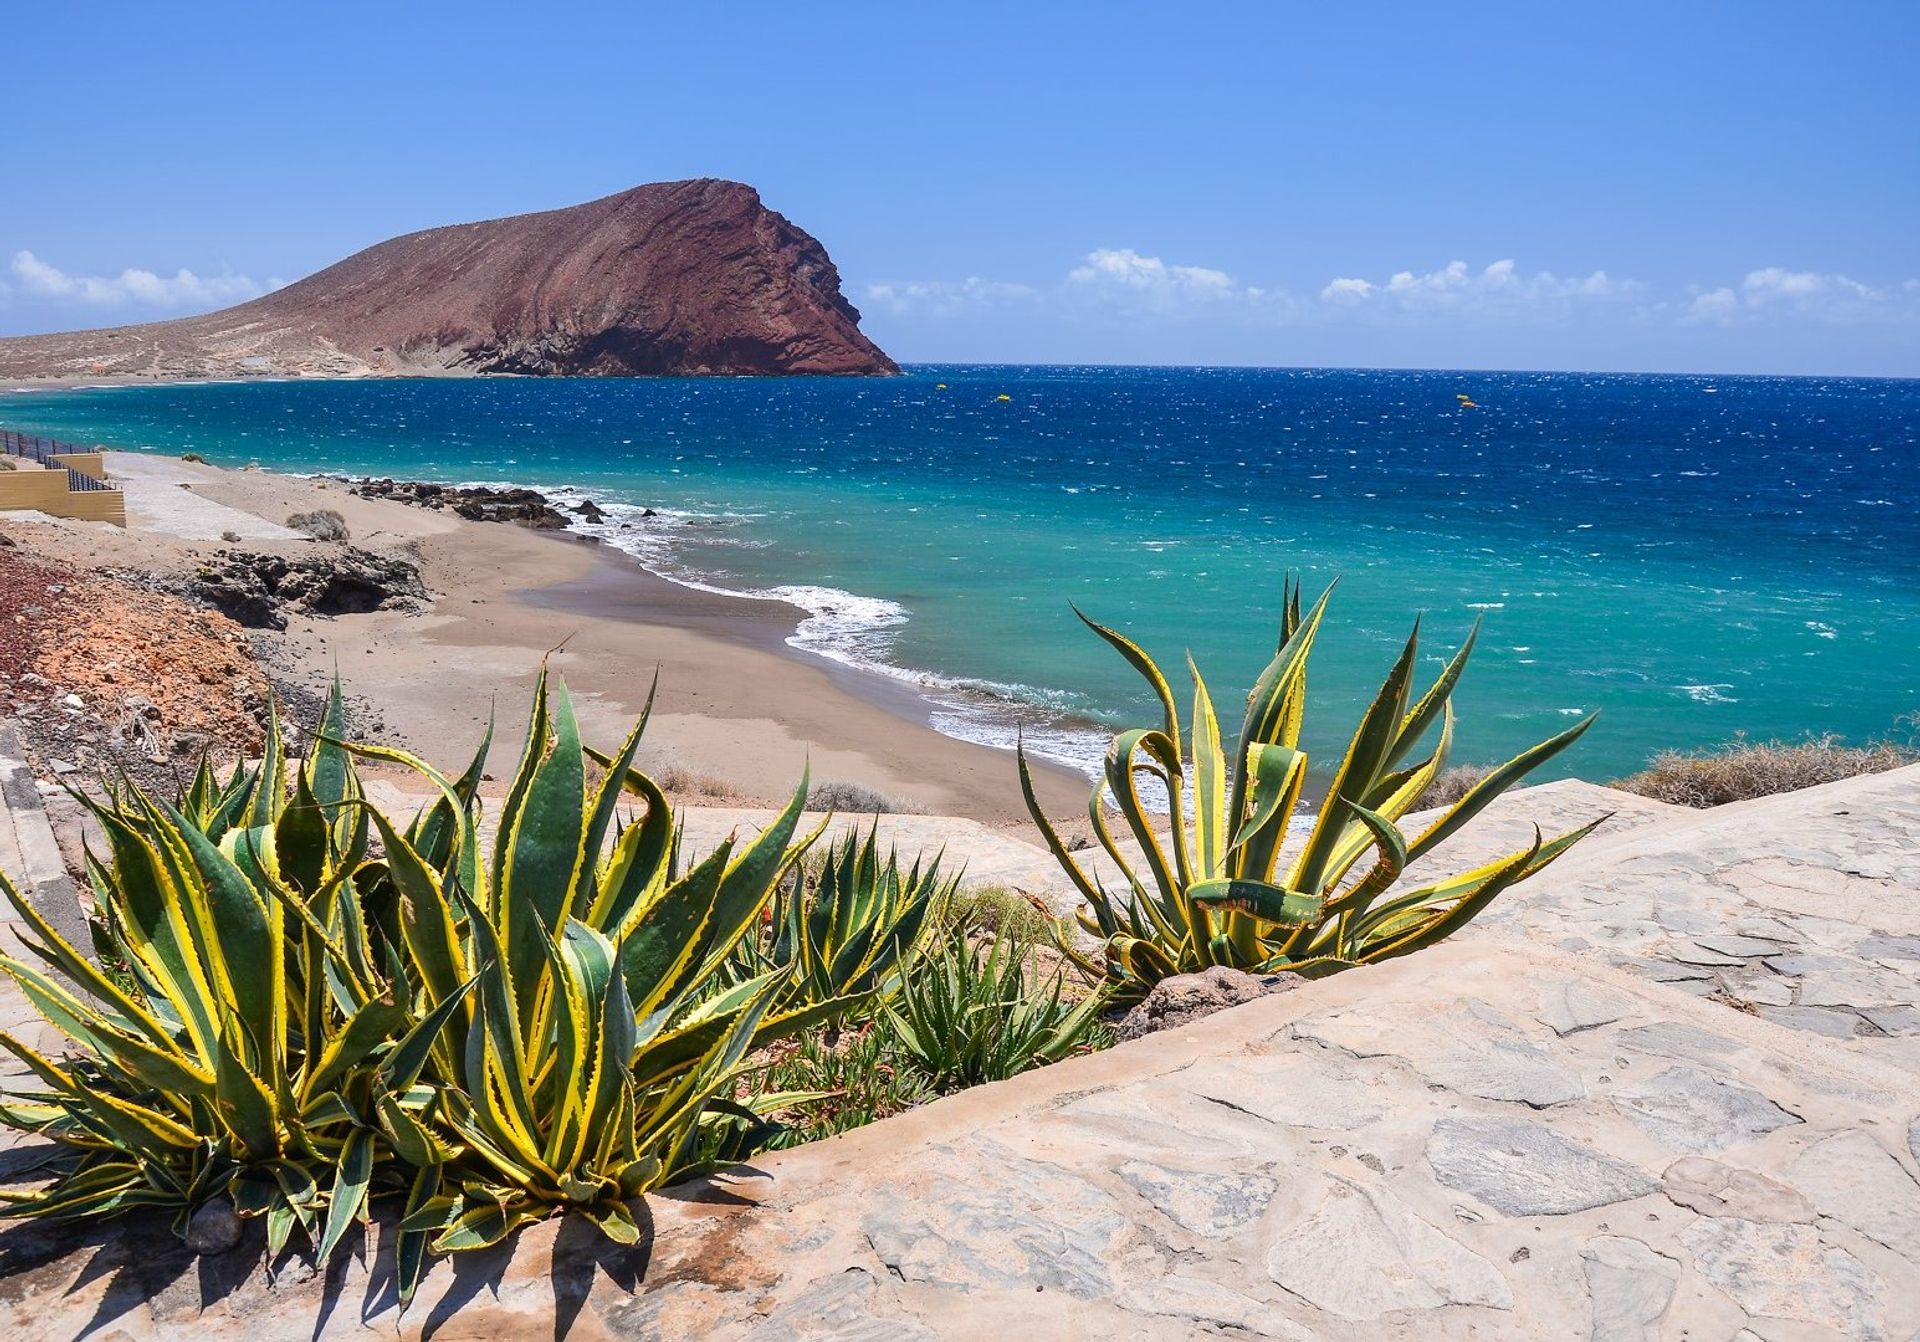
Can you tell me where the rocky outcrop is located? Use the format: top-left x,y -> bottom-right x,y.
184,548 -> 428,629
348,478 -> 576,528
1113,965 -> 1303,1041
0,180 -> 897,380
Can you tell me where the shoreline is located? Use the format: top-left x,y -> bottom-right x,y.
1,449 -> 1092,827
2,373 -> 1121,808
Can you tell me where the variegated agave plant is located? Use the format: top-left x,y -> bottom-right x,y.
341,669 -> 846,1266
1021,580 -> 1601,1002
0,670 -> 841,1301
729,824 -> 955,1021
0,687 -> 450,1270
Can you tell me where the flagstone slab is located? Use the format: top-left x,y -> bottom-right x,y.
5,939 -> 1918,1339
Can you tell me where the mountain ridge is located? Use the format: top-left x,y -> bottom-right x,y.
0,179 -> 897,379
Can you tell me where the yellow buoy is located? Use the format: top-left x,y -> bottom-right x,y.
996,393 -> 1012,402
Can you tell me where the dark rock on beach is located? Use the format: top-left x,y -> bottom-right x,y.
183,548 -> 428,630
349,478 -> 577,529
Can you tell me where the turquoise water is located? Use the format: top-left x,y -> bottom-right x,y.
7,367 -> 1917,782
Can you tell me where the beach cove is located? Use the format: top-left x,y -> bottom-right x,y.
0,446 -> 1091,825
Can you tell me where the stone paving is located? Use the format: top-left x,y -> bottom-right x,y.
2,760 -> 1918,1338
103,452 -> 303,542
6,939 -> 1914,1340
1467,764 -> 1920,1073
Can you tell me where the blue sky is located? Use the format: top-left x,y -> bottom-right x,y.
4,1 -> 1917,375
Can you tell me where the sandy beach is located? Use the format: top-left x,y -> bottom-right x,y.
4,449 -> 1089,826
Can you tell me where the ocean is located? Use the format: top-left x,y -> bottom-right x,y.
8,366 -> 1917,783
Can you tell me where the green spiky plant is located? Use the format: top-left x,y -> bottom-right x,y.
1020,580 -> 1601,1003
881,934 -> 1109,1091
731,824 -> 955,1021
338,668 -> 853,1267
0,670 -> 848,1301
0,690 -> 451,1267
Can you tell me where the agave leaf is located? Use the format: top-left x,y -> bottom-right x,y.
577,671 -> 658,917
301,993 -> 407,1102
499,679 -> 587,1027
378,975 -> 479,1093
1404,714 -> 1599,862
246,700 -> 286,829
315,1127 -> 374,1263
304,677 -> 356,810
337,739 -> 487,912
1288,621 -> 1422,895
622,842 -> 731,1021
1188,878 -> 1321,926
432,1201 -> 544,1254
1225,582 -> 1333,829
0,871 -> 200,1076
1384,620 -> 1479,773
1188,656 -> 1228,879
1016,741 -> 1106,910
396,1164 -> 442,1306
160,801 -> 284,1080
1074,605 -> 1182,759
362,806 -> 468,1028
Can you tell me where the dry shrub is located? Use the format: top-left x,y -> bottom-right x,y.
938,884 -> 1054,943
286,509 -> 350,542
1419,763 -> 1495,809
1613,735 -> 1916,809
651,764 -> 747,804
806,780 -> 902,814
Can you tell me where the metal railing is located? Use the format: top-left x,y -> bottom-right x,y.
0,428 -> 122,492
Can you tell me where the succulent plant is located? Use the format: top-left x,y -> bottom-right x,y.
1022,580 -> 1601,1002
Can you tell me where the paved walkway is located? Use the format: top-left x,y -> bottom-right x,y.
0,726 -> 85,1188
1468,764 -> 1920,1073
102,452 -> 301,542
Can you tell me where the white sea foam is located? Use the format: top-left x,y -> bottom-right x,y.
1678,683 -> 1738,705
542,489 -> 1122,786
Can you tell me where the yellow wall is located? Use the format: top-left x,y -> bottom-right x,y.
50,451 -> 105,480
0,465 -> 126,526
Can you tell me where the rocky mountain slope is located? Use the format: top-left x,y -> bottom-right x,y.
0,179 -> 896,379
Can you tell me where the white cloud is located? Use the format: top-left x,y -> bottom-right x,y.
1065,248 -> 1244,305
1321,259 -> 1637,317
867,250 -> 1918,339
1686,268 -> 1914,325
863,276 -> 1035,317
10,250 -> 269,309
869,248 -> 1276,322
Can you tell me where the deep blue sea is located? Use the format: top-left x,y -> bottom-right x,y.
8,366 -> 1918,782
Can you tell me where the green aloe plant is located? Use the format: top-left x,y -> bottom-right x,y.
1021,580 -> 1601,1002
0,688 -> 446,1265
882,933 -> 1108,1091
732,824 -> 954,1021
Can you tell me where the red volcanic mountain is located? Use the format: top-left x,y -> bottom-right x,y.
0,180 -> 897,379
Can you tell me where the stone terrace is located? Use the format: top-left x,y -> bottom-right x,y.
0,762 -> 1916,1338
